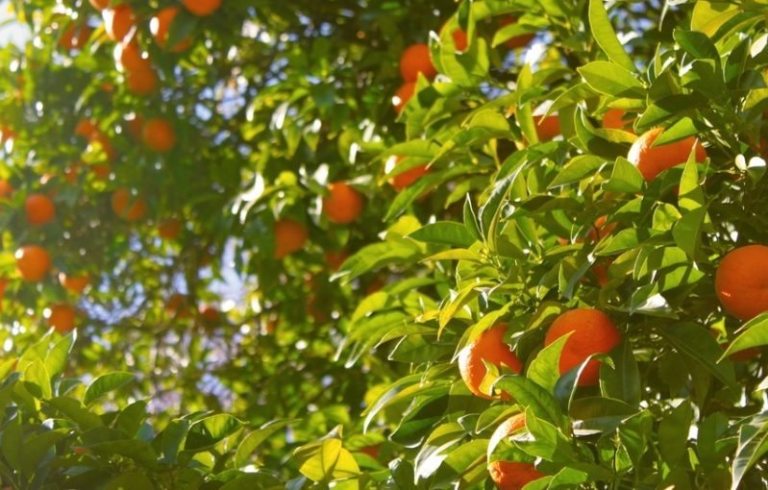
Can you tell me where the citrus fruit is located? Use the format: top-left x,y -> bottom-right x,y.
158,218 -> 182,240
111,188 -> 148,221
323,182 -> 364,224
488,460 -> 544,490
533,115 -> 560,142
46,304 -> 77,333
393,82 -> 416,113
627,127 -> 707,181
274,219 -> 308,259
58,272 -> 90,294
15,245 -> 52,282
458,324 -> 522,399
114,41 -> 150,72
324,250 -> 348,271
400,43 -> 436,82
142,118 -> 176,152
0,180 -> 13,199
103,4 -> 135,41
452,28 -> 468,52
182,0 -> 222,16
715,245 -> 768,320
602,108 -> 632,131
25,193 -> 56,226
125,67 -> 158,95
499,16 -> 535,49
150,6 -> 192,52
59,23 -> 92,51
390,157 -> 428,191
544,308 -> 621,386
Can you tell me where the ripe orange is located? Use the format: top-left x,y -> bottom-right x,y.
715,245 -> 768,320
166,293 -> 191,318
158,218 -> 182,240
125,67 -> 158,95
87,131 -> 117,162
91,164 -> 111,181
0,126 -> 16,143
75,118 -> 98,139
627,127 -> 707,181
360,445 -> 379,460
545,308 -> 621,386
0,180 -> 13,199
274,219 -> 308,259
457,324 -> 522,399
114,41 -> 150,72
25,193 -> 56,226
390,157 -> 428,191
586,215 -> 616,243
111,188 -> 148,221
59,23 -> 92,51
533,115 -> 560,142
452,28 -> 468,52
499,16 -> 535,49
602,108 -> 632,131
400,43 -> 436,82
0,277 -> 6,309
182,0 -> 222,16
15,245 -> 52,282
393,82 -> 416,113
58,272 -> 90,294
124,113 -> 145,139
488,460 -> 544,490
89,0 -> 110,10
150,7 -> 192,52
323,182 -> 364,224
324,250 -> 349,271
142,118 -> 176,152
46,304 -> 77,333
199,305 -> 220,324
103,5 -> 135,41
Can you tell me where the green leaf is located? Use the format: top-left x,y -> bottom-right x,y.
578,61 -> 644,98
605,157 -> 644,193
409,221 -> 476,248
160,420 -> 190,464
21,429 -> 69,477
600,340 -> 641,408
84,372 -> 134,406
659,401 -> 694,465
691,1 -> 741,36
659,323 -> 736,389
493,376 -> 563,427
588,0 -> 635,72
45,333 -> 74,378
235,419 -> 292,468
732,413 -> 768,490
672,206 -> 707,258
548,155 -> 606,188
185,414 -> 243,451
46,397 -> 104,430
24,360 -> 51,399
103,471 -> 155,490
526,335 -> 569,393
298,438 -> 360,482
722,313 -> 768,359
674,29 -> 720,63
114,400 -> 148,437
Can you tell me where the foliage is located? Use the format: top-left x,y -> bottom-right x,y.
0,0 -> 768,488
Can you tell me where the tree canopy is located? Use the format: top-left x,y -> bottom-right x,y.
0,0 -> 768,488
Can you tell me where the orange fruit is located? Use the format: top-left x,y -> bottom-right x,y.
46,304 -> 77,333
274,219 -> 308,259
499,16 -> 535,49
586,215 -> 616,243
489,413 -> 527,450
103,4 -> 136,41
166,293 -> 191,318
452,28 -> 468,52
545,308 -> 621,386
324,250 -> 349,271
59,23 -> 92,51
124,113 -> 145,139
627,127 -> 707,181
158,218 -> 182,240
125,67 -> 158,95
58,272 -> 90,294
25,193 -> 56,226
142,118 -> 176,152
150,7 -> 192,52
87,131 -> 117,162
323,182 -> 364,224
75,118 -> 98,139
393,82 -> 416,114
15,245 -> 52,282
89,0 -> 110,10
0,126 -> 16,143
458,324 -> 522,399
488,460 -> 544,490
0,277 -> 7,309
0,180 -> 13,199
400,43 -> 436,82
182,0 -> 222,16
199,305 -> 220,324
715,245 -> 768,320
114,41 -> 150,72
390,157 -> 428,191
360,445 -> 379,459
602,108 -> 632,131
592,260 -> 611,288
91,164 -> 111,181
533,115 -> 560,142
111,188 -> 148,221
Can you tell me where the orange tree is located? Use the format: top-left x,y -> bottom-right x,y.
0,0 -> 768,488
